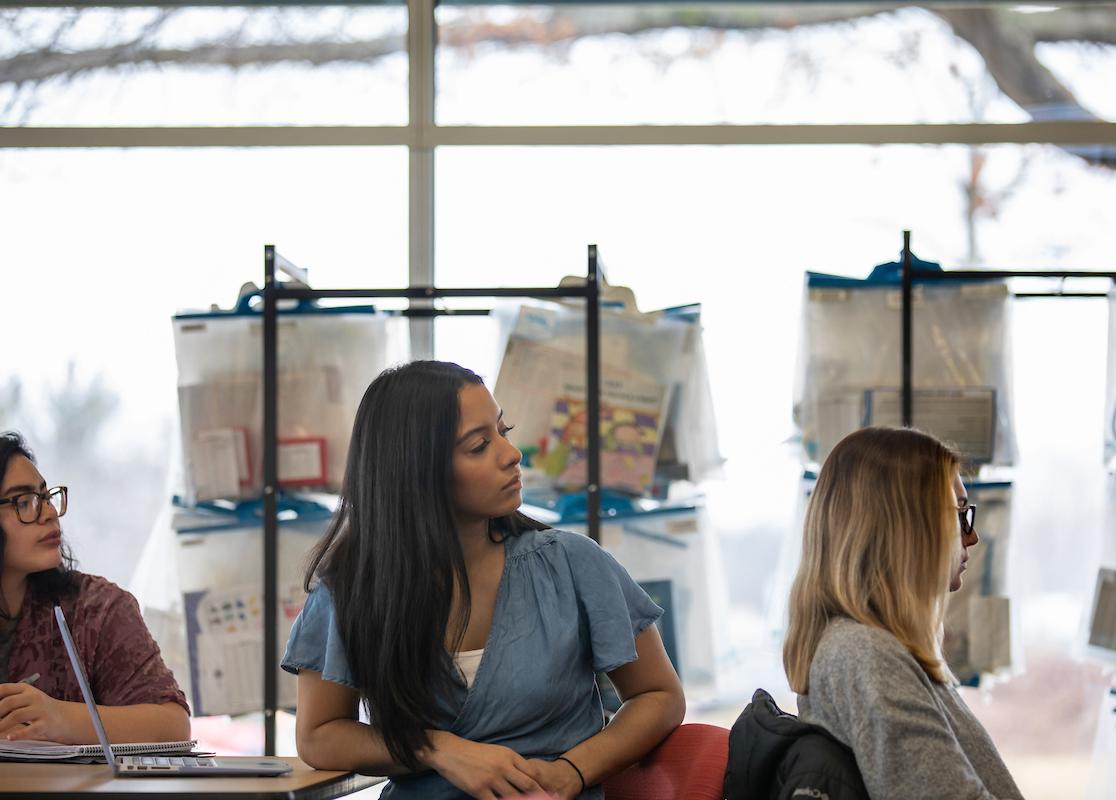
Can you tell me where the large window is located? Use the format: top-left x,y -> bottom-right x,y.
0,5 -> 408,125
2,3 -> 1114,795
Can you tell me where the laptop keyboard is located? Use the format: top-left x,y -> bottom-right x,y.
134,756 -> 218,767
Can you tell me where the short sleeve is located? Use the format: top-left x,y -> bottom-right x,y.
281,583 -> 358,689
558,531 -> 663,673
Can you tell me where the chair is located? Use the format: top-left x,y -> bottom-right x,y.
603,723 -> 730,800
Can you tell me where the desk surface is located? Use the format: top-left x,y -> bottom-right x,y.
0,756 -> 386,800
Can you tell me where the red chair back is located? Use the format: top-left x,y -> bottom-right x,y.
603,723 -> 729,800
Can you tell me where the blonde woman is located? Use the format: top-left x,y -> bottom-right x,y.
783,426 -> 1021,800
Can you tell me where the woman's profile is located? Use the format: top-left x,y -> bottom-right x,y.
0,431 -> 190,744
783,426 -> 1021,799
283,361 -> 685,799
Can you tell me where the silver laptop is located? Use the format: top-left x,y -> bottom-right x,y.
54,605 -> 292,777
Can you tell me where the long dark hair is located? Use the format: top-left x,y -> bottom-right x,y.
0,431 -> 79,618
304,361 -> 546,768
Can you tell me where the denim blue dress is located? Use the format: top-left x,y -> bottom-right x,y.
282,528 -> 663,800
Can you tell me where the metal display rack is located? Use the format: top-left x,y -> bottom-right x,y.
258,245 -> 603,754
897,229 -> 1116,427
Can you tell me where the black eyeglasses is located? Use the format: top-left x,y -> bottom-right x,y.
0,486 -> 68,524
958,503 -> 977,536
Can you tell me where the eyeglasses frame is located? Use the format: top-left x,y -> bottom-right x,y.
958,503 -> 977,537
0,486 -> 69,524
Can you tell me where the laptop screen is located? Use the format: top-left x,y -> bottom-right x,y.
54,605 -> 118,767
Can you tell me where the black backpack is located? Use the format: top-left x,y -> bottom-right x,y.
723,688 -> 869,800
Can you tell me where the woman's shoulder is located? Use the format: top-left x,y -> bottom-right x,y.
60,571 -> 135,611
815,617 -> 919,671
505,527 -> 605,563
299,580 -> 336,616
810,618 -> 932,702
32,571 -> 146,642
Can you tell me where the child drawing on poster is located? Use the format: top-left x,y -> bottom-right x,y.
543,397 -> 661,495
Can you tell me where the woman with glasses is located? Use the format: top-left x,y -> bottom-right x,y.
783,426 -> 1021,799
0,431 -> 190,744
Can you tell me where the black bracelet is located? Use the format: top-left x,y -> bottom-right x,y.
556,755 -> 586,794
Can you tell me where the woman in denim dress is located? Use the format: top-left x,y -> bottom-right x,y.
283,361 -> 685,799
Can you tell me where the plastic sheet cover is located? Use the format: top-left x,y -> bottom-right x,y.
173,302 -> 408,503
491,301 -> 719,495
794,256 -> 1017,468
942,482 -> 1016,683
132,498 -> 333,717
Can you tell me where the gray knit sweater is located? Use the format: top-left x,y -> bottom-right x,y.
797,617 -> 1023,800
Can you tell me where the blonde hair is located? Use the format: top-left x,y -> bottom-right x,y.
783,426 -> 959,692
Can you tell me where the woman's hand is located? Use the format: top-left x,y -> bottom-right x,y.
524,757 -> 583,800
0,682 -> 75,743
423,730 -> 546,799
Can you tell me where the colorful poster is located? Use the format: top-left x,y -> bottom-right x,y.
542,377 -> 667,495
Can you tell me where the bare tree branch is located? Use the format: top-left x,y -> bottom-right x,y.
938,8 -> 1082,114
1,36 -> 405,84
1016,7 -> 1116,47
936,7 -> 1115,167
0,5 -> 1113,169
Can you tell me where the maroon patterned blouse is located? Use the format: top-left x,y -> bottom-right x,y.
8,571 -> 189,713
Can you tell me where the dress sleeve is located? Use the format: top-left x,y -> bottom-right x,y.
281,583 -> 358,690
86,583 -> 190,713
809,625 -> 1014,800
558,531 -> 663,674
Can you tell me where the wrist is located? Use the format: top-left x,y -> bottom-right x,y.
556,755 -> 587,796
58,700 -> 87,745
418,729 -> 454,770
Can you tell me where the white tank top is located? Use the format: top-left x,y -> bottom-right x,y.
454,648 -> 485,689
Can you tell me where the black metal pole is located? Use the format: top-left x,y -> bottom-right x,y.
586,245 -> 601,544
273,286 -> 603,300
262,245 -> 278,756
900,231 -> 913,429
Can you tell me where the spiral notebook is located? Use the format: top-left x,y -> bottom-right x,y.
0,738 -> 197,762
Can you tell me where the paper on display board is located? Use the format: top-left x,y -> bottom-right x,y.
541,374 -> 671,496
178,368 -> 347,501
795,267 -> 1016,467
1088,567 -> 1116,653
184,583 -> 305,717
967,596 -> 1012,673
494,337 -> 580,455
173,309 -> 409,503
941,483 -> 1014,682
494,305 -> 697,494
811,392 -> 865,466
865,387 -> 997,464
190,428 -> 250,500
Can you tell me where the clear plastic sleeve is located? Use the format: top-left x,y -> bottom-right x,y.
794,264 -> 1017,468
942,482 -> 1017,683
173,303 -> 408,503
130,497 -> 334,717
492,301 -> 719,495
